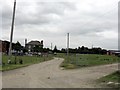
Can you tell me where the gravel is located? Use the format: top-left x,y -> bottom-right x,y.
2,58 -> 118,88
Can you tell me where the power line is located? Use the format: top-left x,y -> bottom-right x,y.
79,4 -> 118,29
51,43 -> 52,50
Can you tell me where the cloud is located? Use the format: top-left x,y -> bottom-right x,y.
96,31 -> 118,39
1,0 -> 119,50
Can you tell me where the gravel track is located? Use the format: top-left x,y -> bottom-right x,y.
2,58 -> 118,88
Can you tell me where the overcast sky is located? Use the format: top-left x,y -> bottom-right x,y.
1,0 -> 119,50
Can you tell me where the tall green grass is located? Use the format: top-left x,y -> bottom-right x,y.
2,54 -> 53,71
56,53 -> 119,69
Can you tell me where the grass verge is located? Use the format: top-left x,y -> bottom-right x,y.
2,54 -> 53,71
56,53 -> 119,69
0,66 -> 1,71
97,71 -> 120,88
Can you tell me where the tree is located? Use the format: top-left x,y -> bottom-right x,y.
61,48 -> 66,53
13,41 -> 22,51
42,48 -> 50,53
23,48 -> 28,53
33,45 -> 43,52
81,46 -> 85,50
53,45 -> 58,53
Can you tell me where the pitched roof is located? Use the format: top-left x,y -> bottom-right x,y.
27,41 -> 42,45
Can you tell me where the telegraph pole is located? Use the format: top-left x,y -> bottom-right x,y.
66,33 -> 70,63
92,44 -> 93,49
51,43 -> 52,50
8,0 -> 16,60
67,33 -> 69,56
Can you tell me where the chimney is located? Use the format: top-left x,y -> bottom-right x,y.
41,40 -> 43,48
25,39 -> 27,46
41,40 -> 43,45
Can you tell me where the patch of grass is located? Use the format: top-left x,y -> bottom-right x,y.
2,54 -> 53,71
97,71 -> 120,88
0,65 -> 2,71
99,71 -> 120,83
57,53 -> 119,69
60,63 -> 76,69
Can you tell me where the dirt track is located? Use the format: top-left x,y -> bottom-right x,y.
2,58 -> 118,88
0,71 -> 2,89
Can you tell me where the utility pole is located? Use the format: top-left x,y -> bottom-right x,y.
92,44 -> 93,49
51,43 -> 52,50
8,0 -> 16,60
67,33 -> 69,56
66,33 -> 70,63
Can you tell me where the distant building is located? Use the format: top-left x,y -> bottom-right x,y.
0,40 -> 9,53
107,50 -> 120,56
25,40 -> 43,53
0,40 -> 2,52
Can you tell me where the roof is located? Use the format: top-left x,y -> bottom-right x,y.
114,52 -> 120,54
27,41 -> 42,45
108,50 -> 120,53
109,50 -> 120,52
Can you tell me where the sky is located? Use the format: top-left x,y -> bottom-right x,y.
1,0 -> 119,50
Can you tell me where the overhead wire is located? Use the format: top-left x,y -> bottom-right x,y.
78,3 -> 118,29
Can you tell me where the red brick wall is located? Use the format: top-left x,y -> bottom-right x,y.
2,42 -> 7,53
0,40 -> 8,53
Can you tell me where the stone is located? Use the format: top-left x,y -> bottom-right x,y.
47,77 -> 50,79
107,82 -> 114,85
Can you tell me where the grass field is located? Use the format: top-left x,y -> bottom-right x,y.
1,53 -> 119,71
56,53 -> 119,69
1,54 -> 53,71
97,71 -> 120,88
